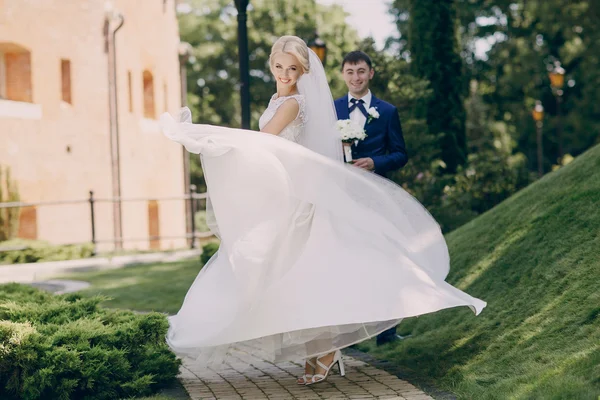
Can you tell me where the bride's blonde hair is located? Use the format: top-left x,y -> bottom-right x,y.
269,36 -> 310,73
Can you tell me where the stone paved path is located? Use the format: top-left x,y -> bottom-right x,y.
179,344 -> 434,400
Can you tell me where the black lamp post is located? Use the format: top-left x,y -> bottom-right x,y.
548,61 -> 565,158
234,0 -> 251,129
178,42 -> 194,247
308,32 -> 327,64
532,100 -> 545,177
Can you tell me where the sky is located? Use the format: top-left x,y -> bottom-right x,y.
177,0 -> 491,58
315,0 -> 491,58
315,0 -> 397,50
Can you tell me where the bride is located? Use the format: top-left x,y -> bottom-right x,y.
160,36 -> 486,386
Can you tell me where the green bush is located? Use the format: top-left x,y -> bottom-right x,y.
200,242 -> 219,265
193,210 -> 209,233
0,239 -> 94,265
0,283 -> 180,400
0,166 -> 20,242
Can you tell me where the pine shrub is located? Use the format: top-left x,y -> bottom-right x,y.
0,284 -> 180,400
0,239 -> 94,265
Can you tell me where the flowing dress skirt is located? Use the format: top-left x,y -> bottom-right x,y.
160,109 -> 486,365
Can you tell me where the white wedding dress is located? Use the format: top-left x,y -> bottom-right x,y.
160,90 -> 486,366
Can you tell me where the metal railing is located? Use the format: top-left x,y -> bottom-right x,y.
0,186 -> 212,255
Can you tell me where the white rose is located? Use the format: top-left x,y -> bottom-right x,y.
367,107 -> 380,119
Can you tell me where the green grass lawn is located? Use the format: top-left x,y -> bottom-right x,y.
356,145 -> 600,399
62,259 -> 200,315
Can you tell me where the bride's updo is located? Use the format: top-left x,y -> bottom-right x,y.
269,36 -> 310,73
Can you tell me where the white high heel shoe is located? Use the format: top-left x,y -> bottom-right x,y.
306,350 -> 345,385
297,358 -> 316,385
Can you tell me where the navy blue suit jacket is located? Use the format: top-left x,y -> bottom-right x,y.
334,94 -> 408,176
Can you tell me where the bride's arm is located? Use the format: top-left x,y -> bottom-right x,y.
261,99 -> 300,135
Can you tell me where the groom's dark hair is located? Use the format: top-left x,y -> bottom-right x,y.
341,51 -> 373,71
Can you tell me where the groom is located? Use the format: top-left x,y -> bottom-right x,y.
334,51 -> 408,178
335,51 -> 408,345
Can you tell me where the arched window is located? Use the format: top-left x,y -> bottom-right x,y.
0,43 -> 33,103
142,70 -> 155,118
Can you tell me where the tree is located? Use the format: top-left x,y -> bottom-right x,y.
363,18 -> 531,231
406,0 -> 468,173
443,0 -> 598,171
357,39 -> 459,228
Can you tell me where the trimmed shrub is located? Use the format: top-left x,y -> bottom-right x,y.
0,283 -> 180,400
0,239 -> 94,265
200,242 -> 219,265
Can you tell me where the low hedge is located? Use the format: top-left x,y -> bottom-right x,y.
0,283 -> 180,400
0,239 -> 94,264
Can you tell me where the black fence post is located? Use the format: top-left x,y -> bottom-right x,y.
89,190 -> 97,256
189,184 -> 197,249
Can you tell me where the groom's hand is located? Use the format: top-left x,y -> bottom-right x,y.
353,158 -> 375,171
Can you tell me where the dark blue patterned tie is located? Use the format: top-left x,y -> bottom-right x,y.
349,98 -> 369,118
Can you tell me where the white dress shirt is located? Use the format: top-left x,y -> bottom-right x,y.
347,90 -> 372,128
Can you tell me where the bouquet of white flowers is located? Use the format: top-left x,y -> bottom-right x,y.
336,119 -> 367,163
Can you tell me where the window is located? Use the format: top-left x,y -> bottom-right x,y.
61,59 -> 72,104
127,70 -> 133,112
18,206 -> 37,240
148,200 -> 160,249
142,70 -> 155,118
0,43 -> 33,103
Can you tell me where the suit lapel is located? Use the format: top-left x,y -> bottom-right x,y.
368,94 -> 379,110
364,95 -> 380,131
337,95 -> 350,120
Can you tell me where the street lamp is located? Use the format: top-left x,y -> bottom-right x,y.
234,0 -> 251,129
308,32 -> 327,64
532,100 -> 545,177
548,60 -> 565,158
548,62 -> 565,93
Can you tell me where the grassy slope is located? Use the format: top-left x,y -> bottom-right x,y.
357,144 -> 600,399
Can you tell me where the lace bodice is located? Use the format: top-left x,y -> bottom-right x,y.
258,94 -> 307,143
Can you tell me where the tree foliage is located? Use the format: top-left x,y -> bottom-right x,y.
358,37 -> 530,232
407,0 -> 468,173
386,0 -> 597,230
393,0 -> 599,172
